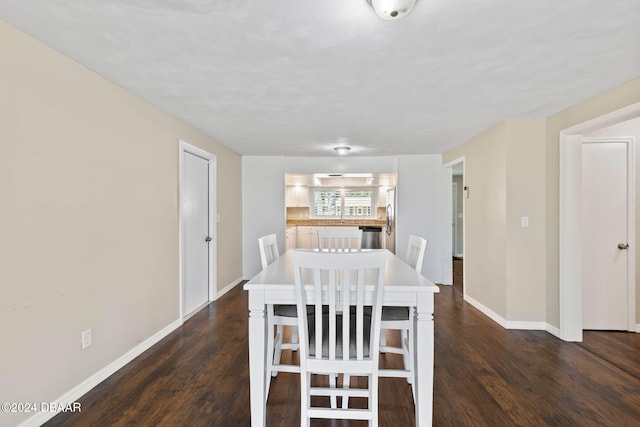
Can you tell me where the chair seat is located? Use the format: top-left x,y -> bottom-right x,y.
275,305 -> 319,317
309,314 -> 372,359
273,304 -> 298,317
381,306 -> 410,321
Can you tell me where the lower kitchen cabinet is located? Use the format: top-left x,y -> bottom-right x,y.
289,225 -> 360,249
285,227 -> 297,251
296,226 -> 317,249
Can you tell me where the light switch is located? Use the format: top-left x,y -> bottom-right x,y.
521,216 -> 529,228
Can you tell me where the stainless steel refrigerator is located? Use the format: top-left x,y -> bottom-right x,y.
385,187 -> 396,254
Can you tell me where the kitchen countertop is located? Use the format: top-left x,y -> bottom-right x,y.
286,219 -> 386,227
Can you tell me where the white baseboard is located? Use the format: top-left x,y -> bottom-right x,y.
546,324 -> 561,338
464,295 -> 507,328
20,319 -> 183,427
464,295 -> 554,332
545,324 -> 637,339
505,320 -> 549,330
214,277 -> 243,300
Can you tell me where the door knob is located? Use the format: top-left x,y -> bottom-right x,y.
205,236 -> 212,242
618,243 -> 629,250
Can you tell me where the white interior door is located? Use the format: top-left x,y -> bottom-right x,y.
581,141 -> 629,330
182,151 -> 211,317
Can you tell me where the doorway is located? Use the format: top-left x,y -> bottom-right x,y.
559,103 -> 639,341
179,141 -> 217,319
451,165 -> 464,258
445,157 -> 465,295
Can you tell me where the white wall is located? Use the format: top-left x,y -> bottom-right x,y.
285,156 -> 397,173
242,156 -> 286,278
397,155 -> 450,284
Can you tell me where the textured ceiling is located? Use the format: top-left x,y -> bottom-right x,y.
1,0 -> 639,156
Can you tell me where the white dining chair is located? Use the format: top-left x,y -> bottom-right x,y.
258,233 -> 280,269
292,249 -> 388,426
259,234 -> 300,396
379,234 -> 427,396
317,229 -> 363,251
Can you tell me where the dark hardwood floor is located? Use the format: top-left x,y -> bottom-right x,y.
45,259 -> 640,426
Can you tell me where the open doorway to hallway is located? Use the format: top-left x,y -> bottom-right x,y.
453,256 -> 464,292
446,158 -> 465,295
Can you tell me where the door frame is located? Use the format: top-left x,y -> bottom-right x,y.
559,103 -> 639,341
179,140 -> 217,320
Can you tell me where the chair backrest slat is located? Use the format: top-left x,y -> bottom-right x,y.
315,268 -> 324,359
342,276 -> 350,361
317,229 -> 363,251
356,270 -> 365,360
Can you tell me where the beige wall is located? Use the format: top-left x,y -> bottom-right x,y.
444,119 -> 546,322
444,122 -> 508,318
0,20 -> 242,425
504,119 -> 546,322
444,75 -> 640,330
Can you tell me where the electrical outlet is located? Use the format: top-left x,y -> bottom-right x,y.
82,329 -> 92,349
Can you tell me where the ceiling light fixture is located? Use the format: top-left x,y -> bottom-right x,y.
368,0 -> 417,20
334,146 -> 351,156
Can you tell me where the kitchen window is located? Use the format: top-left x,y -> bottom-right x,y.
311,188 -> 376,219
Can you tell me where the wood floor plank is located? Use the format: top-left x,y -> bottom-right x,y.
45,259 -> 640,426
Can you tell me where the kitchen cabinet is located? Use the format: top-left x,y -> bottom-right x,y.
323,226 -> 358,231
296,226 -> 317,249
285,227 -> 297,251
287,225 -> 368,249
286,186 -> 309,207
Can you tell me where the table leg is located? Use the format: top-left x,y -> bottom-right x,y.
413,293 -> 434,427
248,291 -> 267,427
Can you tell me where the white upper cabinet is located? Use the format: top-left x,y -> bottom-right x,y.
286,186 -> 309,207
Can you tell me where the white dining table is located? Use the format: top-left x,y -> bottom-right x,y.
243,249 -> 440,426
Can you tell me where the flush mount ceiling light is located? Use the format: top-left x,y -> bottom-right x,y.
368,0 -> 417,20
334,146 -> 351,156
